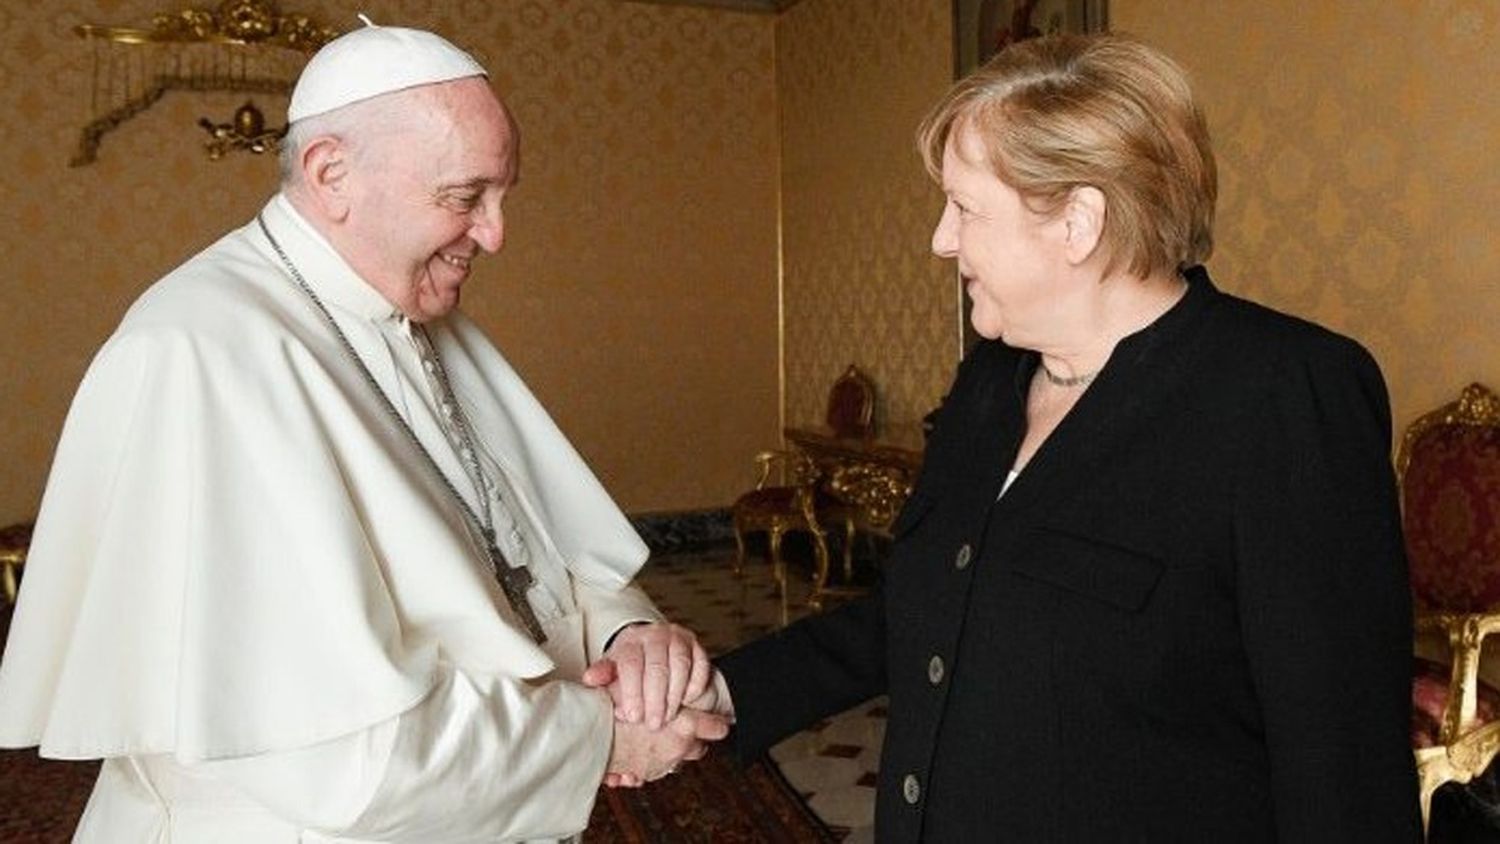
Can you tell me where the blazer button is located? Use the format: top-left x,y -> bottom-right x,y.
954,543 -> 972,570
927,655 -> 945,685
902,773 -> 921,804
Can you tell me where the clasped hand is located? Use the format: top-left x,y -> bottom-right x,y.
582,622 -> 727,787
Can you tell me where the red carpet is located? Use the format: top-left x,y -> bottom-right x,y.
0,610 -> 831,842
0,750 -> 96,843
584,746 -> 836,843
0,748 -> 831,842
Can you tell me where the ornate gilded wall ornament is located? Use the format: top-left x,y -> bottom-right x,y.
71,0 -> 340,165
198,100 -> 283,159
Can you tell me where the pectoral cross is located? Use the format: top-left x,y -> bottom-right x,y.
484,528 -> 548,644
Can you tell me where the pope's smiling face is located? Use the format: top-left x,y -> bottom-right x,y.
340,77 -> 517,322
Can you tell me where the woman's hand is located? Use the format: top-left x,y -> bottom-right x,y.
582,622 -> 712,729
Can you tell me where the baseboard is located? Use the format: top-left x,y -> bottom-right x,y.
629,508 -> 734,553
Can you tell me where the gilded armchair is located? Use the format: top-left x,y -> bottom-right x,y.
1400,382 -> 1500,830
731,365 -> 874,609
731,449 -> 832,593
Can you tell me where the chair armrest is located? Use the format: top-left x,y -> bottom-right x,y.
1419,610 -> 1500,639
1416,719 -> 1500,832
1416,609 -> 1500,745
751,449 -> 819,489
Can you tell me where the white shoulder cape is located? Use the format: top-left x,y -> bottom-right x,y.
0,197 -> 647,761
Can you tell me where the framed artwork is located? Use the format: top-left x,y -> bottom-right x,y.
949,0 -> 1108,354
953,0 -> 1109,76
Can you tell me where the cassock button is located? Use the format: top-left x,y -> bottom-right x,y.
422,359 -> 438,374
927,655 -> 945,685
902,773 -> 921,804
954,543 -> 972,570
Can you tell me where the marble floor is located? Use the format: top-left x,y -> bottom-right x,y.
634,544 -> 884,843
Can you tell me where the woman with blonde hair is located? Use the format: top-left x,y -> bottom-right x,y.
707,33 -> 1419,840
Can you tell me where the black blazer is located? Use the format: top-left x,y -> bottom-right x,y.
719,268 -> 1419,842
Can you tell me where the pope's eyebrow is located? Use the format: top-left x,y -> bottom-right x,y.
437,171 -> 520,195
438,177 -> 495,193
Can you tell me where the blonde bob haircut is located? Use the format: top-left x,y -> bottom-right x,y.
918,33 -> 1216,280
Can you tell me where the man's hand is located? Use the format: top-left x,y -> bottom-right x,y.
682,669 -> 735,720
582,622 -> 711,729
603,707 -> 729,788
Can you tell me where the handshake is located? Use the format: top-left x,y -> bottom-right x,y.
581,622 -> 733,788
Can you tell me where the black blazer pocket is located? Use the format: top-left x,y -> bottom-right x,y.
1011,528 -> 1165,612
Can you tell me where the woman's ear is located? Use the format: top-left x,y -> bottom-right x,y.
297,135 -> 353,222
1062,185 -> 1106,265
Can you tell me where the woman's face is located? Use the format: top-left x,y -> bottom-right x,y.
930,127 -> 1067,344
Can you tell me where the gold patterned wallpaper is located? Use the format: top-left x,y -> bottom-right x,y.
1115,0 -> 1500,442
776,0 -> 959,442
5,1 -> 1488,524
0,0 -> 779,521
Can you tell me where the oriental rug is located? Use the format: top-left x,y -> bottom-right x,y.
0,747 -> 832,843
0,750 -> 96,843
0,597 -> 831,842
583,746 -> 836,843
0,561 -> 836,842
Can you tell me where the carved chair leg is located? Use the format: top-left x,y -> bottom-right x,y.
1,562 -> 16,605
778,568 -> 789,629
1415,747 -> 1450,839
842,518 -> 856,582
732,525 -> 748,576
766,526 -> 790,620
808,530 -> 832,611
768,527 -> 787,586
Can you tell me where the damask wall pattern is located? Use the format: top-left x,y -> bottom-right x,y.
776,0 -> 960,439
11,1 -> 1479,525
1115,0 -> 1500,440
0,0 -> 780,521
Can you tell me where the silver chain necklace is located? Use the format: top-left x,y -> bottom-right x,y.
1039,360 -> 1097,388
256,215 -> 546,643
409,326 -> 494,530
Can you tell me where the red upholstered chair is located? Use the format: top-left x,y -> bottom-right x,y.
731,366 -> 874,610
731,449 -> 831,595
1400,383 -> 1500,829
825,364 -> 876,439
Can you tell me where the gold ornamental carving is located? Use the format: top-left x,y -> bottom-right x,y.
1396,382 -> 1500,477
71,0 -> 340,166
828,462 -> 914,533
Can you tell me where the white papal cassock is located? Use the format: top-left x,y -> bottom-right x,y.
0,195 -> 658,842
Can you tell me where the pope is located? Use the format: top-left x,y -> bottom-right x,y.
0,19 -> 724,843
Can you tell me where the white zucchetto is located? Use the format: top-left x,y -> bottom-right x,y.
288,16 -> 487,123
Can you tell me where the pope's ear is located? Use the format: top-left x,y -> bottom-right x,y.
298,135 -> 352,222
1062,185 -> 1106,265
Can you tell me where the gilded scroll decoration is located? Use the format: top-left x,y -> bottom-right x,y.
71,0 -> 340,166
828,462 -> 914,533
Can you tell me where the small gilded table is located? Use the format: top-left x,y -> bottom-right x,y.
783,423 -> 924,538
782,425 -> 923,606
